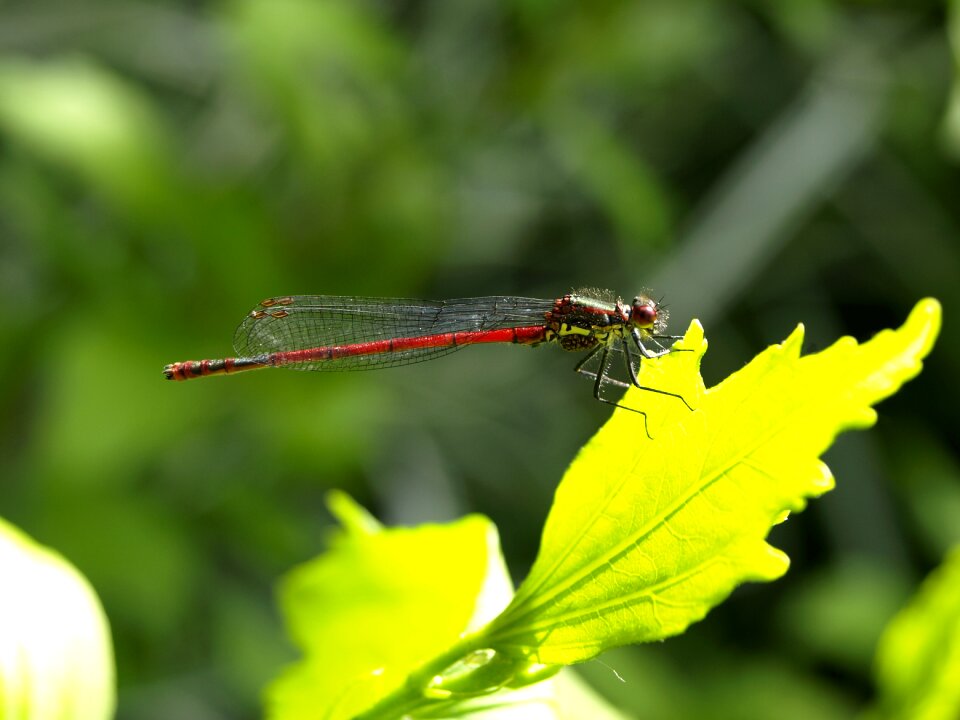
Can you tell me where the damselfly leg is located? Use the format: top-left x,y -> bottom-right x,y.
574,337 -> 692,437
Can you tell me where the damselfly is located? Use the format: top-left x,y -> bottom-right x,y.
163,289 -> 691,430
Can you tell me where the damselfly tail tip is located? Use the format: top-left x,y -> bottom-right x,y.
163,362 -> 182,380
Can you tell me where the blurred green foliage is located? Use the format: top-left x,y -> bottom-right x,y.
0,1 -> 957,718
873,546 -> 960,720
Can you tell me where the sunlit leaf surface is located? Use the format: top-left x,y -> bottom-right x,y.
275,300 -> 939,719
487,299 -> 940,664
266,491 -> 515,720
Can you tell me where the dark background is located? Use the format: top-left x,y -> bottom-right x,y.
0,1 -> 957,718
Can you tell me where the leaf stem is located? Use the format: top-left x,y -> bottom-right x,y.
352,631 -> 490,720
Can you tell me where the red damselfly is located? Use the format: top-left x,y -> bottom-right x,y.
163,289 -> 691,431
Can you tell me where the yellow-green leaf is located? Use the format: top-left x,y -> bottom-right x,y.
265,491 -> 515,720
487,299 -> 940,664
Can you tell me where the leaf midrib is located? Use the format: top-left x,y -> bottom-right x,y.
491,380 -> 827,640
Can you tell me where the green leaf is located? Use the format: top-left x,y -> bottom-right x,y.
269,300 -> 939,719
873,545 -> 960,720
0,517 -> 115,720
265,491 -> 516,720
486,298 -> 941,664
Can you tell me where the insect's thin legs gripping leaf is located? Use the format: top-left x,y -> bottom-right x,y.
573,336 -> 694,438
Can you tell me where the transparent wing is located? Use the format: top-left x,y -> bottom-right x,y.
233,295 -> 556,372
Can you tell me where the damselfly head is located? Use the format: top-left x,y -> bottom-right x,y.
630,295 -> 668,333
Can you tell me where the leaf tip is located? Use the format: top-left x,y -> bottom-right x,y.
678,318 -> 707,355
326,490 -> 382,535
904,298 -> 942,358
812,460 -> 836,494
783,323 -> 806,355
754,544 -> 791,581
850,407 -> 879,430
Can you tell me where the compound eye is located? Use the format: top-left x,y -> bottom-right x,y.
632,300 -> 657,328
